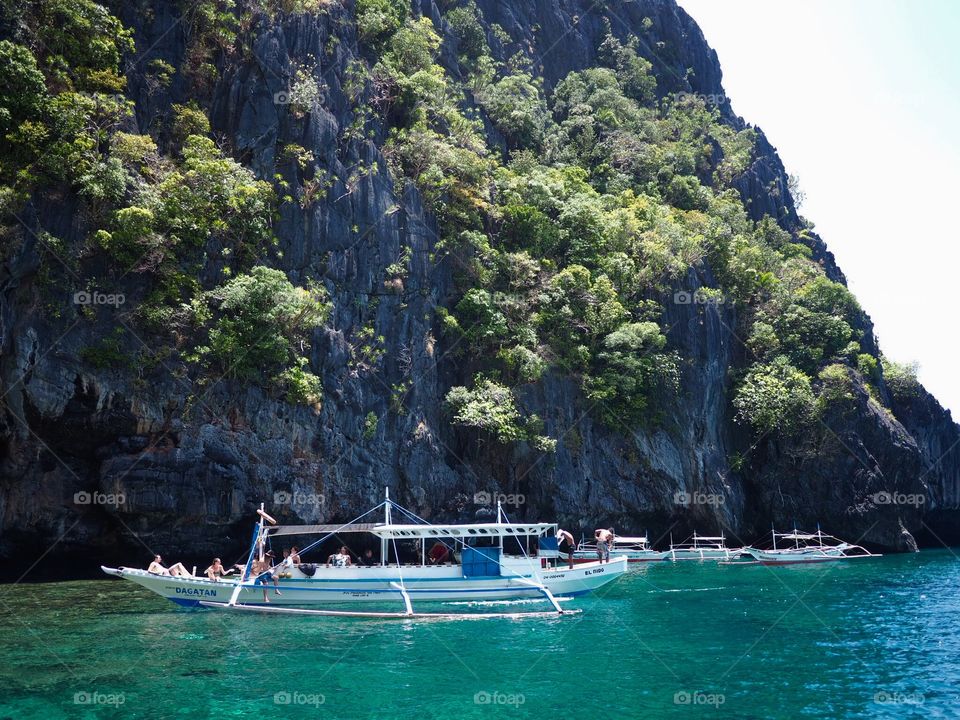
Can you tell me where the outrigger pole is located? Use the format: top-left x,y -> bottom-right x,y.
496,503 -> 565,615
228,502 -> 273,607
383,487 -> 414,615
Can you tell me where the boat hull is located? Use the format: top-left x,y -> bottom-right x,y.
564,551 -> 669,563
668,549 -> 740,561
101,557 -> 627,607
744,548 -> 864,565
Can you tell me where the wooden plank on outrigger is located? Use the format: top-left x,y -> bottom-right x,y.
198,601 -> 579,619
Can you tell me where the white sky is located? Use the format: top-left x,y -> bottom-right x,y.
678,0 -> 960,417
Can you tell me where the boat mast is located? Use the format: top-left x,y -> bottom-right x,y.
497,499 -> 504,553
382,487 -> 390,567
772,523 -> 777,551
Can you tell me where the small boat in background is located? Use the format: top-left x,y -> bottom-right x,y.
668,532 -> 742,561
742,527 -> 881,565
564,535 -> 670,563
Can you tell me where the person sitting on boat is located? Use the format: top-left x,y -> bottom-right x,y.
556,529 -> 576,569
428,541 -> 451,565
594,528 -> 614,563
147,555 -> 191,577
359,549 -> 376,567
204,558 -> 235,581
326,546 -> 352,568
289,546 -> 301,564
277,549 -> 295,578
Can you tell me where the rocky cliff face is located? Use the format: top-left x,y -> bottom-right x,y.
1,0 -> 957,577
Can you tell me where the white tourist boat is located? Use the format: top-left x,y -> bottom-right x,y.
668,532 -> 742,561
564,535 -> 670,563
742,528 -> 881,565
102,491 -> 627,617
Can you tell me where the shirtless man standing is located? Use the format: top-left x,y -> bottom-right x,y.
594,528 -> 614,564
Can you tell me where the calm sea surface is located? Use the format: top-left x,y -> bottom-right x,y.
1,550 -> 958,719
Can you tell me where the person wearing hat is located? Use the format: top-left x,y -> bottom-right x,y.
253,551 -> 282,602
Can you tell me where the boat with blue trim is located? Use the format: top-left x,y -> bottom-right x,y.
101,490 -> 627,617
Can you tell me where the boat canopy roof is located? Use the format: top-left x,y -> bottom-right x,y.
267,523 -> 381,537
371,522 -> 556,539
612,536 -> 649,545
267,522 -> 556,539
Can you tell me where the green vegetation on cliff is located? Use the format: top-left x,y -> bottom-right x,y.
0,0 -> 894,442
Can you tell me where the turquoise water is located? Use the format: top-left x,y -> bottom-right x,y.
1,551 -> 958,719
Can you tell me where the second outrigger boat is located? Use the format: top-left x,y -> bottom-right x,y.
668,532 -> 742,561
102,490 -> 628,618
741,527 -> 881,565
564,535 -> 670,563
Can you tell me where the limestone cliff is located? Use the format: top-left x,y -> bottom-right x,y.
1,0 -> 956,577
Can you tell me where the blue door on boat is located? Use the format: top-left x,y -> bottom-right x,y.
461,547 -> 501,577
